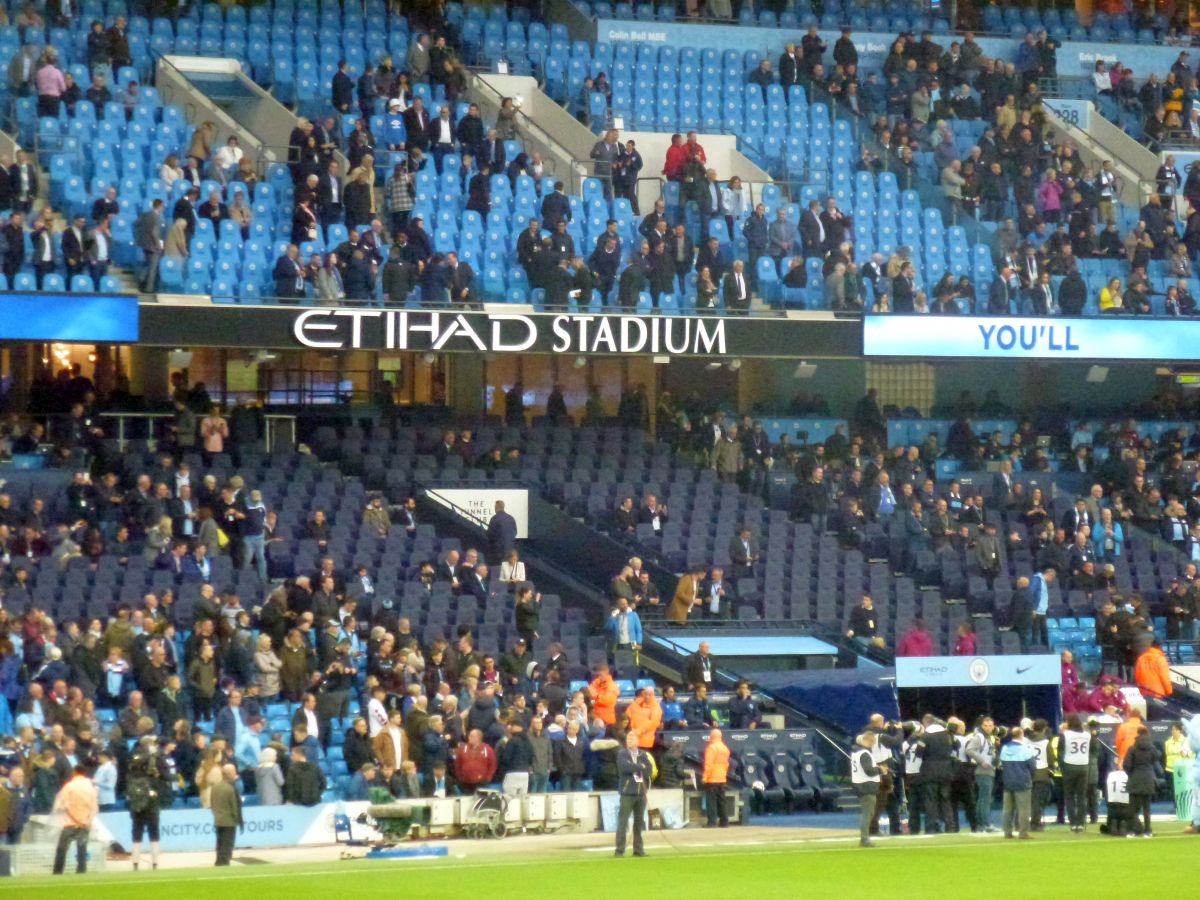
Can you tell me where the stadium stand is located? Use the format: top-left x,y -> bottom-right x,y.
3,1 -> 1200,865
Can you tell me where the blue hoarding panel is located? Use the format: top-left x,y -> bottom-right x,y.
0,293 -> 139,342
864,315 -> 1200,361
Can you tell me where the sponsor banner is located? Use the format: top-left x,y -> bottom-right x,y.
426,487 -> 530,538
135,304 -> 864,357
93,801 -> 376,853
863,315 -> 1200,361
896,654 -> 1061,688
0,293 -> 138,342
1043,98 -> 1091,131
291,309 -> 728,354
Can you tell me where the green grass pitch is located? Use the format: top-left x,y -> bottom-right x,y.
3,825 -> 1196,899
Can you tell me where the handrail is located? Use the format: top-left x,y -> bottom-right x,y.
421,485 -> 490,531
468,72 -> 599,194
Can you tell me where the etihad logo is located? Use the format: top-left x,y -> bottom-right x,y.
292,309 -> 726,355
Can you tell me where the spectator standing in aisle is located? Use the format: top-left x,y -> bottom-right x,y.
135,199 -> 164,292
590,129 -> 620,200
35,49 -> 66,119
487,501 -> 516,564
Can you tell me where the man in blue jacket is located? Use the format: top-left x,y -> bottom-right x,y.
605,596 -> 643,659
999,726 -> 1036,839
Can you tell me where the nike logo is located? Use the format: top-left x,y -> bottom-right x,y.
1016,666 -> 1032,674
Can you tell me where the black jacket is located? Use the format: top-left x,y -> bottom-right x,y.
616,746 -> 653,796
1122,734 -> 1158,796
553,735 -> 588,775
283,760 -> 326,806
917,726 -> 955,782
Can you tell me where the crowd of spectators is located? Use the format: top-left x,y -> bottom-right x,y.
735,26 -> 1200,317
0,386 -> 767,840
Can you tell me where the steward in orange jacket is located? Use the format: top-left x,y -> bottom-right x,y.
703,728 -> 730,784
589,666 -> 620,727
1134,642 -> 1173,698
627,688 -> 663,749
1115,712 -> 1143,766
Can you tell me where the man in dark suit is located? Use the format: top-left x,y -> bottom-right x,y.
317,159 -> 344,229
463,563 -> 491,602
455,103 -> 485,160
9,149 -> 38,214
700,569 -> 734,620
638,198 -> 669,241
106,16 -> 133,77
667,224 -> 695,293
799,200 -> 825,256
30,220 -> 55,289
516,218 -> 544,278
356,63 -> 376,119
544,256 -> 574,308
2,211 -> 25,282
61,214 -> 90,279
427,105 -> 457,173
615,731 -> 652,857
722,260 -> 751,314
211,764 -> 244,866
547,220 -> 575,262
273,244 -> 307,302
819,198 -> 849,252
445,251 -> 476,307
697,168 -> 724,240
728,526 -> 760,576
486,501 -> 518,564
91,186 -> 119,224
198,190 -> 228,229
615,140 -> 643,214
589,128 -> 620,200
1060,498 -> 1094,538
479,128 -> 506,174
991,461 -> 1015,508
331,60 -> 354,114
540,181 -> 571,230
891,262 -> 916,313
695,237 -> 726,285
173,188 -> 200,239
403,98 -> 430,153
589,237 -> 621,300
779,44 -> 801,98
1029,270 -> 1055,315
617,259 -> 646,310
988,267 -> 1013,315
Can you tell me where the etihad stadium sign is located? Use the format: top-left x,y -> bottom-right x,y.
291,309 -> 728,355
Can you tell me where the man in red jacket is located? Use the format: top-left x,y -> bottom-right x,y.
454,729 -> 497,790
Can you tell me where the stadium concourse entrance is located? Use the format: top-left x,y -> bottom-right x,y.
894,655 -> 1064,728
